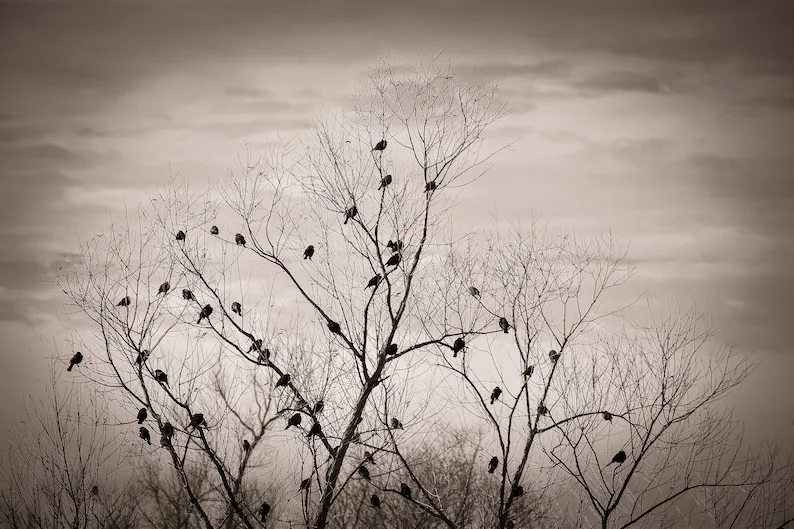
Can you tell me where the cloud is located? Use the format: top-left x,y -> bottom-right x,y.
573,70 -> 670,95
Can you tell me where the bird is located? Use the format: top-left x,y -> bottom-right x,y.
357,466 -> 371,481
231,301 -> 242,316
190,413 -> 206,429
135,349 -> 150,365
400,483 -> 412,499
235,233 -> 246,246
91,485 -> 98,495
162,422 -> 175,439
390,417 -> 403,430
313,400 -> 324,414
498,317 -> 510,334
385,253 -> 401,268
210,225 -> 219,235
490,387 -> 502,405
366,274 -> 382,289
139,427 -> 151,445
175,230 -> 185,241
299,478 -> 312,492
307,422 -> 322,437
154,369 -> 168,386
67,351 -> 83,371
248,339 -> 263,353
452,337 -> 465,358
258,348 -> 270,364
137,408 -> 147,424
182,289 -> 194,301
512,485 -> 524,497
384,343 -> 398,356
602,411 -> 613,422
197,304 -> 213,323
275,373 -> 291,388
303,245 -> 314,260
370,494 -> 381,508
425,181 -> 437,193
523,365 -> 534,378
364,451 -> 375,465
158,282 -> 170,295
549,350 -> 561,363
609,450 -> 627,466
258,502 -> 270,524
372,139 -> 387,151
243,439 -> 251,452
378,174 -> 392,189
327,321 -> 341,334
160,435 -> 170,447
537,404 -> 548,416
344,205 -> 358,225
488,456 -> 498,474
117,296 -> 131,307
468,286 -> 480,298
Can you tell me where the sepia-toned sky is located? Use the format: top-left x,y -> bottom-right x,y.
1,0 -> 793,448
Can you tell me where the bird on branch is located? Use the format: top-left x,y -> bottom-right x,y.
175,230 -> 185,241
117,296 -> 131,307
498,317 -> 510,334
425,180 -> 437,193
364,451 -> 375,465
357,465 -> 371,481
490,387 -> 502,405
385,253 -> 401,268
190,413 -> 206,429
488,456 -> 498,474
366,274 -> 382,289
231,301 -> 242,316
139,427 -> 151,445
327,320 -> 342,335
158,282 -> 170,295
307,422 -> 322,437
372,139 -> 387,152
197,304 -> 213,324
182,288 -> 193,301
378,174 -> 392,189
137,408 -> 147,424
609,450 -> 627,466
162,422 -> 175,439
384,343 -> 398,356
313,399 -> 324,414
390,417 -> 403,430
344,205 -> 358,225
452,337 -> 465,358
468,286 -> 480,298
303,245 -> 314,260
299,478 -> 311,491
602,411 -> 613,422
400,483 -> 412,499
67,351 -> 83,371
523,365 -> 534,378
370,494 -> 381,508
154,369 -> 168,386
275,373 -> 291,388
549,349 -> 561,363
258,502 -> 270,523
235,233 -> 246,246
210,225 -> 219,235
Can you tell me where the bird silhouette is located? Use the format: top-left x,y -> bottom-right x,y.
425,181 -> 437,193
390,417 -> 403,429
384,343 -> 398,356
307,422 -> 322,437
92,485 -> 98,495
327,321 -> 341,334
498,317 -> 510,333
512,485 -> 524,497
258,348 -> 271,364
468,286 -> 480,298
303,245 -> 314,260
248,339 -> 263,353
135,349 -> 150,365
231,301 -> 242,316
197,304 -> 213,323
258,502 -> 270,523
160,435 -> 170,447
210,225 -> 219,235
537,404 -> 548,416
162,422 -> 175,439
139,427 -> 151,445
372,139 -> 387,151
117,296 -> 131,307
242,439 -> 251,452
370,494 -> 381,508
366,274 -> 382,288
609,450 -> 627,466
275,373 -> 291,388
378,174 -> 392,189
137,408 -> 147,424
182,288 -> 194,301
549,350 -> 560,363
67,351 -> 83,371
357,466 -> 371,481
154,369 -> 168,386
385,253 -> 401,267
158,282 -> 170,295
313,400 -> 324,414
299,478 -> 311,491
344,205 -> 358,225
235,233 -> 246,246
602,411 -> 613,422
490,387 -> 502,405
400,483 -> 412,499
175,230 -> 185,241
488,456 -> 498,474
452,337 -> 465,357
523,365 -> 534,378
364,451 -> 375,465
190,413 -> 206,429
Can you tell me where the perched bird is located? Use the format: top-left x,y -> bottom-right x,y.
231,301 -> 242,316
92,485 -> 99,495
468,286 -> 480,298
609,450 -> 627,466
275,373 -> 291,388
235,233 -> 246,246
452,337 -> 465,358
488,456 -> 498,474
602,411 -> 613,422
210,225 -> 219,235
67,351 -> 83,371
307,422 -> 322,438
248,339 -> 263,353
258,348 -> 271,364
162,422 -> 175,439
522,365 -> 534,378
549,350 -> 561,363
182,288 -> 194,301
537,404 -> 548,416
190,413 -> 206,429
357,466 -> 371,481
154,369 -> 168,386
158,282 -> 170,295
390,417 -> 403,430
425,181 -> 437,193
512,485 -> 524,498
344,205 -> 358,225
197,304 -> 213,323
243,439 -> 251,452
498,317 -> 510,334
370,494 -> 381,508
139,427 -> 151,445
385,253 -> 401,268
364,451 -> 375,465
299,478 -> 311,491
117,296 -> 131,307
175,230 -> 186,241
327,320 -> 342,334
400,483 -> 412,499
258,502 -> 270,524
378,174 -> 392,189
490,387 -> 502,405
313,399 -> 324,414
160,435 -> 170,447
384,343 -> 398,356
303,245 -> 314,260
372,139 -> 387,151
137,407 -> 147,424
366,274 -> 382,289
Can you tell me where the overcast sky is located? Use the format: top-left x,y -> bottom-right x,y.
1,0 -> 793,446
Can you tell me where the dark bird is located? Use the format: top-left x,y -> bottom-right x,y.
512,485 -> 524,497
523,365 -> 534,378
117,296 -> 131,307
313,400 -> 324,414
386,239 -> 404,252
139,427 -> 151,445
197,304 -> 213,323
235,233 -> 246,246
154,369 -> 168,386
378,174 -> 392,189
364,451 -> 375,465
390,417 -> 403,430
372,139 -> 387,151
384,343 -> 398,356
182,288 -> 194,301
344,205 -> 358,225
137,407 -> 147,424
91,485 -> 98,495
258,502 -> 270,524
488,456 -> 498,474
327,320 -> 341,334
258,348 -> 271,364
385,253 -> 401,268
160,435 -> 170,447
158,282 -> 170,295
537,404 -> 548,416
275,373 -> 291,388
303,245 -> 314,260
452,337 -> 465,358
210,225 -> 219,235
425,181 -> 437,193
307,422 -> 322,438
610,450 -> 627,466
490,387 -> 502,405
498,317 -> 510,334
400,483 -> 412,499
602,411 -> 613,422
190,413 -> 206,429
366,274 -> 382,289
135,349 -> 150,365
231,301 -> 242,316
357,465 -> 371,481
162,422 -> 175,439
249,339 -> 263,353
67,351 -> 83,371
549,350 -> 561,363
468,286 -> 480,298
299,478 -> 311,491
175,230 -> 185,241
243,439 -> 251,452
370,494 -> 381,508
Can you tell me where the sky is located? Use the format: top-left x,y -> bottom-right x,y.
1,0 -> 793,450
